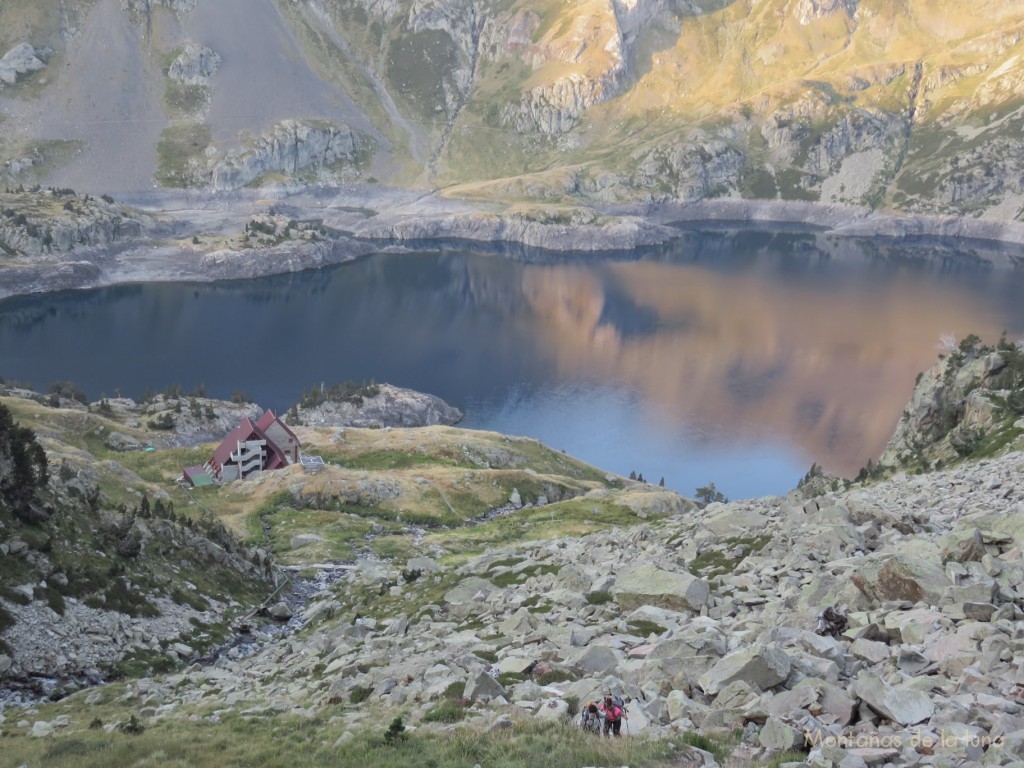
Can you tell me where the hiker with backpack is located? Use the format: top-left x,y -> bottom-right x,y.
599,695 -> 627,737
579,701 -> 603,734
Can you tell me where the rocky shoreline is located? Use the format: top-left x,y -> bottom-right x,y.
3,187 -> 1024,301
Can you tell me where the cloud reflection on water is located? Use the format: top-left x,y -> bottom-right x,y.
519,258 -> 1014,475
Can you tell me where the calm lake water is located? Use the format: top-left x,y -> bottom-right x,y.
3,227 -> 1024,499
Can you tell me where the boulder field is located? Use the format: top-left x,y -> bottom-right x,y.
89,447 -> 1024,767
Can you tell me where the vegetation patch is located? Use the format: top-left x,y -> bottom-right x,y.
420,700 -> 467,723
680,731 -> 733,763
106,647 -> 179,680
690,534 -> 771,576
349,685 -> 374,704
627,620 -> 668,637
441,681 -> 465,701
473,649 -> 498,664
535,669 -> 576,686
497,671 -> 528,687
156,123 -> 210,187
490,562 -> 561,587
0,711 -> 691,767
326,450 -> 459,471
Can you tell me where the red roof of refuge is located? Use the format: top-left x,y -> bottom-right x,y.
256,409 -> 299,445
213,417 -> 258,467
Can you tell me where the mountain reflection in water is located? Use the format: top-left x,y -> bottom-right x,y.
2,228 -> 1023,498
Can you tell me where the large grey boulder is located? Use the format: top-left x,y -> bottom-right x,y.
699,643 -> 791,695
499,608 -> 537,636
355,558 -> 391,585
852,673 -> 934,725
406,556 -> 442,573
535,698 -> 569,720
267,602 -> 293,621
849,638 -> 890,665
29,720 -> 54,737
105,431 -> 143,451
554,565 -> 592,592
443,577 -> 495,605
941,528 -> 986,563
290,533 -> 325,549
0,43 -> 45,86
849,554 -> 949,606
464,670 -> 505,701
496,657 -> 534,675
571,645 -> 621,676
759,716 -> 804,750
612,564 -> 709,612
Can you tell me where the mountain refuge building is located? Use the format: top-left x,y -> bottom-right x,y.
183,410 -> 301,486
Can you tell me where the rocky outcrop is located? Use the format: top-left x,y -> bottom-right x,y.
503,75 -> 613,135
198,238 -> 338,280
0,43 -> 46,87
121,0 -> 197,15
937,136 -> 1024,207
208,120 -> 363,191
96,394 -> 264,448
631,140 -> 746,202
0,193 -> 147,258
293,383 -> 463,429
794,0 -> 858,24
167,43 -> 220,86
804,110 -> 903,178
880,341 -> 1018,467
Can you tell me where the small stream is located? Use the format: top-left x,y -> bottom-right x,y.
201,567 -> 351,664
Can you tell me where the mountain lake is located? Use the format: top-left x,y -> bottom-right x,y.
2,226 -> 1024,499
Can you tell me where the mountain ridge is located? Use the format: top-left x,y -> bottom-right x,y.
2,0 -> 1024,224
